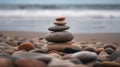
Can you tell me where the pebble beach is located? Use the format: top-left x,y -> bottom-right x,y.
0,17 -> 120,67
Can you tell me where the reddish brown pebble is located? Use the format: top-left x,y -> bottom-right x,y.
55,17 -> 65,21
18,42 -> 35,51
15,58 -> 46,67
96,48 -> 105,54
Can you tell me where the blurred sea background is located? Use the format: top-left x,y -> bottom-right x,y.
0,0 -> 120,33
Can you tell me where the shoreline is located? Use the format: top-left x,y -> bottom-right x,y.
0,31 -> 120,44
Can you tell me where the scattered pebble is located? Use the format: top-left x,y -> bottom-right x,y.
71,51 -> 97,64
105,47 -> 114,54
18,42 -> 35,51
98,51 -> 110,61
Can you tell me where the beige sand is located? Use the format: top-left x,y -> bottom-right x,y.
0,31 -> 120,44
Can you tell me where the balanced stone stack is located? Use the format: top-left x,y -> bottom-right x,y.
45,17 -> 73,43
44,17 -> 82,51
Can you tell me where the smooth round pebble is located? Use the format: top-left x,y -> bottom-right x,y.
105,47 -> 114,54
48,58 -> 74,67
18,42 -> 35,51
96,48 -> 105,54
71,51 -> 97,64
98,51 -> 110,61
48,26 -> 70,31
45,31 -> 73,43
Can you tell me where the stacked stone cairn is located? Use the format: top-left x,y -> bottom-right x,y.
45,17 -> 81,51
45,17 -> 73,43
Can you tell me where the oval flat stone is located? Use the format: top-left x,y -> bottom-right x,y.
48,26 -> 70,31
45,31 -> 73,43
54,21 -> 66,26
55,17 -> 65,21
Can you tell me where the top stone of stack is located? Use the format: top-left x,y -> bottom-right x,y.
54,17 -> 66,26
55,17 -> 65,21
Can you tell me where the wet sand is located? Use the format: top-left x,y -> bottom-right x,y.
0,31 -> 120,44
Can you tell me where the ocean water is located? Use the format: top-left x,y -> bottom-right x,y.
0,4 -> 120,33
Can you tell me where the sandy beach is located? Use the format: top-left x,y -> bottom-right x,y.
0,31 -> 120,44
